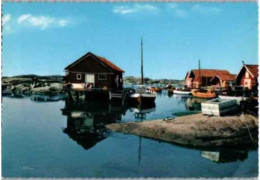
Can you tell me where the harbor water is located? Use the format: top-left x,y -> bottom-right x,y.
2,91 -> 258,178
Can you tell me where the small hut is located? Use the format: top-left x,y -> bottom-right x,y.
236,63 -> 258,90
64,52 -> 124,91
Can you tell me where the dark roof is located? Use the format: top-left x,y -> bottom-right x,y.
65,52 -> 124,73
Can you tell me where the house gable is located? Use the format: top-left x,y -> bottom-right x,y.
65,52 -> 124,73
68,54 -> 113,73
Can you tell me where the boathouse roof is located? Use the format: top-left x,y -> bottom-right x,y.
210,74 -> 236,82
235,64 -> 258,80
244,64 -> 258,78
65,52 -> 125,73
186,69 -> 231,81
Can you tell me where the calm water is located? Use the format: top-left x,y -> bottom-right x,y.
2,91 -> 258,178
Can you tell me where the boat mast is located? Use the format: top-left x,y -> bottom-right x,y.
198,59 -> 201,88
141,38 -> 144,85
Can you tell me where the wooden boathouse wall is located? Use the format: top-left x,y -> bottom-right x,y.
64,52 -> 124,90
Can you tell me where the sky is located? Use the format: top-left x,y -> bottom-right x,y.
2,2 -> 258,80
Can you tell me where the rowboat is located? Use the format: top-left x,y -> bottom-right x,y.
218,95 -> 249,105
191,89 -> 216,98
173,90 -> 192,95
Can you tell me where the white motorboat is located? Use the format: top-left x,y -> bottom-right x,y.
173,90 -> 192,95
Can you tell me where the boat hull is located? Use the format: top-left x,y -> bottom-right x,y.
219,95 -> 249,105
173,90 -> 192,95
191,90 -> 216,98
129,93 -> 156,105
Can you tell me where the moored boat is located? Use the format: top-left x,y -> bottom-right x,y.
173,90 -> 192,95
191,89 -> 217,98
129,39 -> 156,105
218,95 -> 249,105
129,91 -> 156,105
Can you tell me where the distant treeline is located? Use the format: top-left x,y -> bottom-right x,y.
124,76 -> 184,85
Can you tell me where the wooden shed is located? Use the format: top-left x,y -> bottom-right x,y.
185,69 -> 232,88
236,64 -> 258,90
64,52 -> 124,91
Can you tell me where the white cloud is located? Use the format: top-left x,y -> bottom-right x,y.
113,4 -> 158,15
192,4 -> 222,15
58,19 -> 69,27
2,14 -> 11,25
17,14 -> 32,24
2,14 -> 13,34
169,4 -> 187,18
17,14 -> 70,29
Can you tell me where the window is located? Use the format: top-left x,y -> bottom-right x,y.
98,74 -> 106,80
76,74 -> 82,80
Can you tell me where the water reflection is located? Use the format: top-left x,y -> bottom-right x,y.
31,94 -> 65,102
129,103 -> 156,120
128,103 -> 156,166
61,100 -> 127,150
201,150 -> 248,163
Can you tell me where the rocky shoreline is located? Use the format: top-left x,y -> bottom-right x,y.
106,113 -> 258,147
2,75 -> 64,95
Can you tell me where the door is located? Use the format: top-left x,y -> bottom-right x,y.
85,74 -> 95,87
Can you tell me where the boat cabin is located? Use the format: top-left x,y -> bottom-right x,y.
185,69 -> 232,88
64,52 -> 124,90
236,64 -> 258,90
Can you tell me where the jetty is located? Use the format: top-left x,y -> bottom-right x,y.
106,113 -> 258,147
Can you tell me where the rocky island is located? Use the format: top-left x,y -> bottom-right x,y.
106,113 -> 258,147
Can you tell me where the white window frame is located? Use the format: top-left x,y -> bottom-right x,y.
76,74 -> 82,80
98,74 -> 107,80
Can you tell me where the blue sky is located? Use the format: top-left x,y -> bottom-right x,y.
2,2 -> 258,79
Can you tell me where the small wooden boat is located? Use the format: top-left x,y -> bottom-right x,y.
218,95 -> 249,105
173,90 -> 192,95
191,89 -> 216,99
129,92 -> 156,105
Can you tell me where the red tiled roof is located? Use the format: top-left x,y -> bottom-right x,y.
93,54 -> 124,73
190,69 -> 231,81
211,74 -> 236,82
65,52 -> 124,73
245,64 -> 258,78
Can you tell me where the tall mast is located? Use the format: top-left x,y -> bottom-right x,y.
141,38 -> 144,85
198,59 -> 201,88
